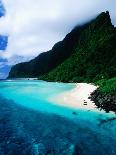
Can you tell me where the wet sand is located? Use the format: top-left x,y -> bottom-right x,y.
50,83 -> 98,111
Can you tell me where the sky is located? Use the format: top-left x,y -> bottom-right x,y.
0,0 -> 116,79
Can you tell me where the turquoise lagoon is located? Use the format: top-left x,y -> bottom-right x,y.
0,80 -> 116,155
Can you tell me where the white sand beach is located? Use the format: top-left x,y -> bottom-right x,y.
50,83 -> 98,111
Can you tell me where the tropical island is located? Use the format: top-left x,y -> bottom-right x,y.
8,11 -> 116,113
0,0 -> 116,152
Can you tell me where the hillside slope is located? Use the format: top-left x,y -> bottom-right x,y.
9,12 -> 115,78
40,11 -> 116,83
8,20 -> 91,78
8,11 -> 116,112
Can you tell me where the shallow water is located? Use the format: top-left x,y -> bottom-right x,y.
0,80 -> 116,155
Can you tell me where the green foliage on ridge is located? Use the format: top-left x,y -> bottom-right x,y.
8,11 -> 116,96
40,12 -> 116,85
8,19 -> 91,78
95,78 -> 116,95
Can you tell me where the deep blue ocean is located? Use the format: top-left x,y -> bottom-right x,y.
0,80 -> 116,155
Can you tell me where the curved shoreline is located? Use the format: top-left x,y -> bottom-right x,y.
49,83 -> 100,111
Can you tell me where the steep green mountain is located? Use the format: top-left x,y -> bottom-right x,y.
40,11 -> 116,83
8,19 -> 92,78
8,11 -> 116,112
9,11 -> 116,82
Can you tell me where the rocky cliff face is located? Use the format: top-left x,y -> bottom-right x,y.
90,90 -> 116,113
8,11 -> 115,81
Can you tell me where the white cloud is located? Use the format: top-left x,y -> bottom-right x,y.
0,0 -> 116,68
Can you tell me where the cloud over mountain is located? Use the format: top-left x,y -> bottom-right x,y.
0,0 -> 116,78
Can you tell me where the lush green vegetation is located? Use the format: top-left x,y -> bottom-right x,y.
9,12 -> 116,96
90,77 -> 116,112
40,12 -> 116,85
9,11 -> 116,81
8,19 -> 90,78
8,11 -> 116,111
95,78 -> 116,95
